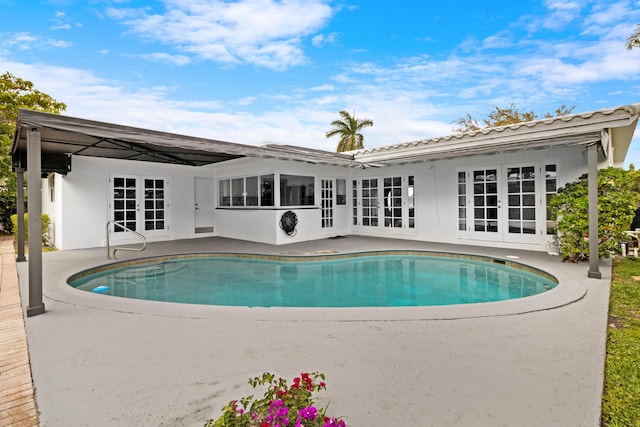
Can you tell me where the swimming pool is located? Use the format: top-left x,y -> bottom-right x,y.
67,251 -> 557,307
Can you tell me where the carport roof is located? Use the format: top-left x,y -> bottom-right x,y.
11,109 -> 359,169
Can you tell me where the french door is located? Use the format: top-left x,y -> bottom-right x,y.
111,175 -> 167,237
460,164 -> 541,244
353,176 -> 415,233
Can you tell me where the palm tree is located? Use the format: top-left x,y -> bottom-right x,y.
627,24 -> 640,50
326,110 -> 374,152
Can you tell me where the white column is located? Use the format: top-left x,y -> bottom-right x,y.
587,143 -> 601,279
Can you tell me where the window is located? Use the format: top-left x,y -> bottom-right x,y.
545,164 -> 557,235
408,175 -> 415,228
473,169 -> 498,233
507,166 -> 536,235
361,178 -> 379,226
144,179 -> 165,231
48,174 -> 55,203
231,178 -> 244,206
219,174 -> 274,207
219,179 -> 230,206
260,175 -> 274,206
280,175 -> 314,206
113,176 -> 166,234
336,179 -> 347,205
383,177 -> 402,228
457,172 -> 467,231
352,180 -> 358,226
321,179 -> 333,228
246,176 -> 259,206
113,177 -> 137,232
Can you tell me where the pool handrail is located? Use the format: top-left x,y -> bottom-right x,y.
106,220 -> 147,260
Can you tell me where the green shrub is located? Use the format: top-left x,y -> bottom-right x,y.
550,168 -> 640,262
0,190 -> 16,234
10,213 -> 52,246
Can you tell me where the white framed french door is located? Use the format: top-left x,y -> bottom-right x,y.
352,176 -> 416,233
459,164 -> 542,244
110,175 -> 168,237
503,164 -> 540,244
467,167 -> 502,241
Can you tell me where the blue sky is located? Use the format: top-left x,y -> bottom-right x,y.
2,0 -> 640,165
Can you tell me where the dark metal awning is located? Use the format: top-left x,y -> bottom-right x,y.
11,109 -> 359,172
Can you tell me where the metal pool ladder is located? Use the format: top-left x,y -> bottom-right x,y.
106,220 -> 147,259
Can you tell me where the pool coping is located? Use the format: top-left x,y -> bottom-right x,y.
52,248 -> 585,322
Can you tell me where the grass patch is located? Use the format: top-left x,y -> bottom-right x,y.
601,257 -> 640,427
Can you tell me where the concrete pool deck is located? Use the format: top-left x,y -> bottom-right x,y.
15,236 -> 611,426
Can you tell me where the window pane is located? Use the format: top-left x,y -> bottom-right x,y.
523,208 -> 536,220
219,180 -> 230,206
336,179 -> 347,205
232,178 -> 244,206
260,175 -> 274,206
280,175 -> 315,206
246,176 -> 258,206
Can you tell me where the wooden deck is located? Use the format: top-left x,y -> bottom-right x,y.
0,236 -> 39,426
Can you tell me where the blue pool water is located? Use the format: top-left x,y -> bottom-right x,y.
68,253 -> 557,307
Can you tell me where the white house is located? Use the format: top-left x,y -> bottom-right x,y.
11,104 -> 640,315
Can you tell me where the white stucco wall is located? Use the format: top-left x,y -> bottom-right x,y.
41,173 -> 62,247
351,144 -> 588,252
52,156 -> 216,250
47,144 -> 594,252
213,158 -> 354,245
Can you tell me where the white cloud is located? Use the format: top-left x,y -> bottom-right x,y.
6,32 -> 38,47
107,0 -> 334,70
51,23 -> 72,30
481,31 -> 514,49
309,84 -> 334,91
312,32 -> 337,47
0,56 -> 456,152
4,32 -> 71,50
583,0 -> 636,28
540,0 -> 584,30
140,52 -> 191,65
48,39 -> 73,48
51,10 -> 72,30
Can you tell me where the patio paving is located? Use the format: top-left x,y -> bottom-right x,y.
15,236 -> 612,426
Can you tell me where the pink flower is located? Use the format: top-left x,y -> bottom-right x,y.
298,406 -> 318,421
323,418 -> 346,427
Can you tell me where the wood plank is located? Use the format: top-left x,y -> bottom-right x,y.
0,236 -> 39,426
2,402 -> 39,424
